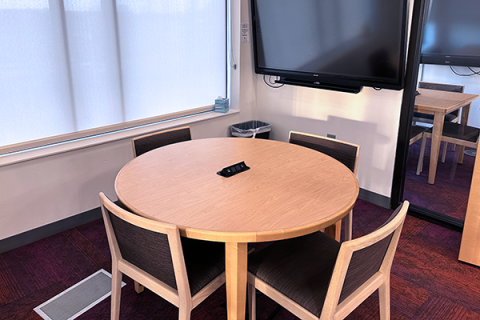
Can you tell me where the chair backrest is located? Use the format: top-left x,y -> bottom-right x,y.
323,201 -> 409,319
100,193 -> 190,297
289,131 -> 360,174
132,126 -> 191,157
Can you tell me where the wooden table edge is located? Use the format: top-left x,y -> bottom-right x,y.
116,184 -> 359,243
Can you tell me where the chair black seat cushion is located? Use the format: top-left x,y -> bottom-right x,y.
410,125 -> 427,140
182,238 -> 225,296
426,122 -> 480,143
248,232 -> 341,317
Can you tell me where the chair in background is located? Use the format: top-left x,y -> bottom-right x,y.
289,131 -> 360,241
130,126 -> 192,293
408,125 -> 428,165
100,193 -> 225,320
414,81 -> 465,162
132,126 -> 191,157
414,81 -> 464,124
417,122 -> 480,179
247,201 -> 409,320
409,125 -> 427,146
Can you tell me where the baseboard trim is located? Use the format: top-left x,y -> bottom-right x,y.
0,207 -> 102,254
408,204 -> 463,232
358,188 -> 390,209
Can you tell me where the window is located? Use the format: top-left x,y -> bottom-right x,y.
0,0 -> 227,154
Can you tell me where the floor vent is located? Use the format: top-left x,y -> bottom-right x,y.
34,269 -> 125,320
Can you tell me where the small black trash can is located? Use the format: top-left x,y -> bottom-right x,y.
230,120 -> 271,139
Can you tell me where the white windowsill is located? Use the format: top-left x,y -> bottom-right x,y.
0,109 -> 239,168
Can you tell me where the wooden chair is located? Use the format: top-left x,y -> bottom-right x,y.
409,125 -> 427,145
289,131 -> 360,241
414,82 -> 465,162
414,81 -> 464,124
130,126 -> 192,292
408,125 -> 428,165
416,122 -> 480,179
247,201 -> 409,320
100,193 -> 225,320
132,126 -> 191,157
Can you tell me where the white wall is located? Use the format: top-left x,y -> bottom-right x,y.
254,80 -> 404,197
421,65 -> 480,128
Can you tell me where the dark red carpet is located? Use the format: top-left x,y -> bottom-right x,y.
1,199 -> 480,319
404,139 -> 474,220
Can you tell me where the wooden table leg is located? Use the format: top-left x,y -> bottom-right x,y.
325,220 -> 341,241
226,242 -> 248,320
458,103 -> 472,164
428,113 -> 445,184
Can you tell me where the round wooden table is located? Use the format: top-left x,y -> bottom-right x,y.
115,137 -> 359,320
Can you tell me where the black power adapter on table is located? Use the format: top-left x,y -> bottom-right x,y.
217,161 -> 250,178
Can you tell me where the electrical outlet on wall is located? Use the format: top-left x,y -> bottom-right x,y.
241,23 -> 249,43
327,133 -> 336,139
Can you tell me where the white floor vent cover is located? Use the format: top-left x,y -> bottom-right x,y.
34,269 -> 125,320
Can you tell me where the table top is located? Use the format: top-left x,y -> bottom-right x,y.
115,137 -> 359,243
415,88 -> 479,114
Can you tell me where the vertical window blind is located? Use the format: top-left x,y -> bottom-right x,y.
0,0 -> 227,154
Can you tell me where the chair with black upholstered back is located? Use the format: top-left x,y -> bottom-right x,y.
132,126 -> 191,157
414,81 -> 464,124
409,125 -> 427,145
408,125 -> 428,169
414,82 -> 465,162
247,201 -> 409,320
130,126 -> 192,293
289,131 -> 360,241
416,122 -> 480,179
100,193 -> 225,320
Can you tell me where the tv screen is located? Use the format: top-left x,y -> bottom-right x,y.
421,0 -> 480,67
251,0 -> 409,92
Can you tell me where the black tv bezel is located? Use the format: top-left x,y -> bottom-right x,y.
250,0 -> 409,91
421,54 -> 480,68
419,0 -> 480,68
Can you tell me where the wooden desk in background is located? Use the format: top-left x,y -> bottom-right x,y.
115,137 -> 359,320
415,88 -> 479,184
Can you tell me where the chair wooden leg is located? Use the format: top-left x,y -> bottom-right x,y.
111,267 -> 122,320
248,283 -> 256,320
378,275 -> 390,320
450,147 -> 460,180
178,308 -> 191,320
134,281 -> 144,293
325,220 -> 342,241
416,135 -> 427,175
441,141 -> 448,163
344,210 -> 352,241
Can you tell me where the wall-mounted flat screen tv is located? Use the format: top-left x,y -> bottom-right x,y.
251,0 -> 409,93
421,0 -> 480,67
